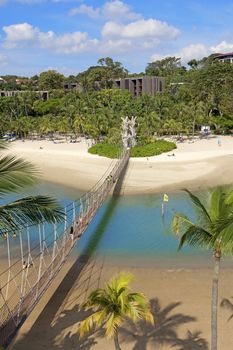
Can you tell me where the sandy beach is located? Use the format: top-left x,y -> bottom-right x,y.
9,256 -> 233,350
8,135 -> 233,194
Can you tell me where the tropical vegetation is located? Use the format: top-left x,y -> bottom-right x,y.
0,140 -> 63,235
77,272 -> 154,350
130,140 -> 176,157
88,142 -> 122,158
1,55 -> 233,146
172,187 -> 233,350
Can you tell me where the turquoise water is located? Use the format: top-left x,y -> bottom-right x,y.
1,182 -> 221,268
75,192 -> 213,268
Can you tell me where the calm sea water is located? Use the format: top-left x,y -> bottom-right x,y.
3,181 -> 232,269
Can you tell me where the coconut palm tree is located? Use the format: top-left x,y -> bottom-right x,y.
77,272 -> 154,350
172,187 -> 233,350
0,140 -> 63,234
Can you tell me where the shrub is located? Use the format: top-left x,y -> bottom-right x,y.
130,140 -> 176,157
88,140 -> 176,158
88,143 -> 122,158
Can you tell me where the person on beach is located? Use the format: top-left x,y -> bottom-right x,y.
218,138 -> 222,147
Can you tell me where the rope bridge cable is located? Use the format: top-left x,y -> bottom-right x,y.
0,147 -> 130,347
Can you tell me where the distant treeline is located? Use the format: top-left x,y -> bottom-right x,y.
1,55 -> 233,141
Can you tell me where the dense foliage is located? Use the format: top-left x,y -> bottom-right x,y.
88,140 -> 176,158
130,140 -> 176,157
88,143 -> 122,158
1,55 -> 233,142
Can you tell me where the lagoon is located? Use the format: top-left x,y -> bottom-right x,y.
2,181 -> 217,269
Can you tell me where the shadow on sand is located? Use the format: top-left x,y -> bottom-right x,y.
120,298 -> 208,350
13,297 -> 208,349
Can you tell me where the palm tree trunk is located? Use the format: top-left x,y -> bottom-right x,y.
114,330 -> 121,350
211,250 -> 221,350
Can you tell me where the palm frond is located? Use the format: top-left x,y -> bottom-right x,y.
184,189 -> 211,223
78,312 -> 99,339
210,186 -> 230,221
82,289 -> 110,310
0,155 -> 38,195
108,272 -> 134,293
105,314 -> 123,338
171,213 -> 194,236
126,292 -> 154,325
225,190 -> 233,206
215,213 -> 233,233
178,225 -> 213,250
0,196 -> 63,232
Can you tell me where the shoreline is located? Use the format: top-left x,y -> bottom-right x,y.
8,136 -> 233,195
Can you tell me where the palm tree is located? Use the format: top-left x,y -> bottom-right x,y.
77,272 -> 154,350
172,187 -> 233,350
0,140 -> 63,234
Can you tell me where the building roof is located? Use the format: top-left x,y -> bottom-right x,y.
215,52 -> 233,59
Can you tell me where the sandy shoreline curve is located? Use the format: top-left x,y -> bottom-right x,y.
8,135 -> 233,194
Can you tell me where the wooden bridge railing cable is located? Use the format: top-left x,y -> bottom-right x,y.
0,147 -> 129,347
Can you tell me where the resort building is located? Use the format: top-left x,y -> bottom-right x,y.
214,52 -> 233,63
0,90 -> 49,100
114,76 -> 164,98
64,82 -> 83,92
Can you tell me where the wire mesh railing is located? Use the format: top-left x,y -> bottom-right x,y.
0,147 -> 129,347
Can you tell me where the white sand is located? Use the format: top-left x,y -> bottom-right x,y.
8,135 -> 233,194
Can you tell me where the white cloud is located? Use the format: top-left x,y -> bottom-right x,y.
102,0 -> 141,21
2,23 -> 98,53
69,4 -> 100,18
210,40 -> 233,53
176,44 -> 210,62
151,44 -> 209,63
69,0 -> 141,21
102,19 -> 180,40
99,39 -> 133,54
3,23 -> 39,48
0,0 -> 6,5
2,17 -> 180,55
150,41 -> 233,64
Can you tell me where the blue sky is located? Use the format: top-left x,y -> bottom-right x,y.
1,0 -> 233,76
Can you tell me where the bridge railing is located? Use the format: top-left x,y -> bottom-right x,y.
0,147 -> 129,347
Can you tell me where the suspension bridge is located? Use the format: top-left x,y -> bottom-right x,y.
0,117 -> 136,347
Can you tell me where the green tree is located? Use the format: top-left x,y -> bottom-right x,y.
146,57 -> 186,78
78,272 -> 154,350
0,141 -> 63,233
38,70 -> 64,90
187,59 -> 199,69
172,187 -> 233,350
